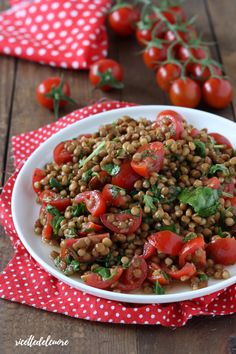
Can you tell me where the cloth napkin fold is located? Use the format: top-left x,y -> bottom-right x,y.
0,100 -> 236,327
0,0 -> 111,69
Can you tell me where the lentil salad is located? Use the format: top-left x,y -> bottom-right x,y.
33,109 -> 236,294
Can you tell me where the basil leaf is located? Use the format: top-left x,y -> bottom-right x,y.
102,163 -> 120,176
70,260 -> 80,272
82,169 -> 98,182
143,195 -> 157,212
46,205 -> 61,217
93,267 -> 112,280
51,215 -> 64,235
208,164 -> 229,176
178,187 -> 220,217
194,140 -> 206,158
153,281 -> 165,295
71,203 -> 86,217
49,177 -> 64,191
158,224 -> 177,233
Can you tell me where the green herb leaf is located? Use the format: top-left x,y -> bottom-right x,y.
46,205 -> 61,217
143,195 -> 157,212
183,233 -> 197,243
49,177 -> 64,191
51,215 -> 64,235
194,140 -> 206,158
93,267 -> 112,279
109,185 -> 124,199
71,203 -> 86,217
198,273 -> 208,282
153,281 -> 165,295
82,169 -> 99,182
178,187 -> 220,217
158,224 -> 177,233
102,163 -> 120,176
70,260 -> 80,272
208,164 -> 229,176
79,141 -> 106,168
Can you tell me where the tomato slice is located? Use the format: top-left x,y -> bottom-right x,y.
179,236 -> 205,267
190,128 -> 200,137
82,267 -> 123,289
53,141 -> 73,165
116,255 -> 148,291
32,168 -> 45,194
165,262 -> 197,280
75,191 -> 106,217
143,241 -> 156,260
79,222 -> 103,235
148,231 -> 183,256
89,171 -> 110,190
205,177 -> 221,190
209,133 -> 232,149
102,184 -> 127,208
100,211 -> 142,234
42,212 -> 53,240
147,262 -> 170,285
206,238 -> 236,265
60,238 -> 79,259
111,160 -> 140,190
156,110 -> 184,140
38,190 -> 72,211
131,142 -> 164,178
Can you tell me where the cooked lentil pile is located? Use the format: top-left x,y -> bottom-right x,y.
33,110 -> 236,294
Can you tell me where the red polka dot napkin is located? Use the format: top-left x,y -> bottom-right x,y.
0,0 -> 111,69
0,100 -> 236,326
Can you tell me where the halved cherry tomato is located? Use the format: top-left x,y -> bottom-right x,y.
82,267 -> 124,289
108,4 -> 140,36
53,141 -> 73,165
116,255 -> 148,291
207,238 -> 236,265
143,44 -> 168,70
42,212 -> 53,240
156,110 -> 184,140
100,211 -> 142,234
38,190 -> 72,211
111,160 -> 140,190
102,184 -> 127,208
190,128 -> 200,137
179,236 -> 205,267
143,241 -> 156,260
32,168 -> 45,194
205,177 -> 221,190
156,64 -> 181,92
165,262 -> 197,280
75,191 -> 106,217
209,133 -> 232,149
89,171 -> 110,190
79,222 -> 104,236
60,238 -> 78,259
148,231 -> 183,256
131,142 -> 164,178
147,262 -> 170,285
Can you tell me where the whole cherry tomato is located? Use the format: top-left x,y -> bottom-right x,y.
136,19 -> 165,46
164,6 -> 186,23
89,59 -> 124,91
143,44 -> 168,70
108,4 -> 140,36
156,64 -> 181,92
188,64 -> 222,84
177,46 -> 207,62
202,78 -> 233,109
169,77 -> 201,108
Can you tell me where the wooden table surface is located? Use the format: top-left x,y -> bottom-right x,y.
1,1 -> 236,353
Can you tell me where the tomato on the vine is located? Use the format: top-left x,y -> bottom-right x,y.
108,4 -> 140,36
156,64 -> 181,92
177,46 -> 207,62
202,78 -> 233,109
162,6 -> 186,24
136,20 -> 165,46
188,64 -> 222,84
169,77 -> 201,108
143,44 -> 168,70
89,59 -> 124,91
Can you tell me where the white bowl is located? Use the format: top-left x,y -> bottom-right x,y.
12,105 -> 236,303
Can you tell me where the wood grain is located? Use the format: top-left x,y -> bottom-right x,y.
0,0 -> 236,353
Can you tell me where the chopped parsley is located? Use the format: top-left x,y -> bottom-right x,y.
93,267 -> 113,280
194,140 -> 206,158
49,177 -> 64,190
183,233 -> 197,243
153,281 -> 165,295
82,168 -> 99,182
79,141 -> 106,168
71,203 -> 86,217
208,164 -> 229,176
101,163 -> 120,176
46,205 -> 64,235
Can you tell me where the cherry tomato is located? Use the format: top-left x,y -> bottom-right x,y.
102,184 -> 127,208
82,267 -> 124,289
79,222 -> 104,235
42,212 -> 53,240
143,44 -> 168,70
53,141 -> 73,165
202,78 -> 233,109
131,142 -> 164,178
32,168 -> 45,195
177,46 -> 207,62
136,20 -> 165,46
188,64 -> 222,84
156,64 -> 181,92
108,4 -> 140,36
36,77 -> 71,111
190,128 -> 200,137
163,6 -> 186,24
179,236 -> 206,267
155,110 -> 184,140
205,177 -> 221,190
111,160 -> 140,190
165,262 -> 197,280
89,171 -> 110,190
38,190 -> 72,211
169,78 -> 201,108
147,262 -> 170,285
60,238 -> 78,259
143,242 -> 156,260
89,59 -> 124,92
100,211 -> 142,234
148,231 -> 183,256
209,133 -> 232,149
207,238 -> 236,265
75,191 -> 106,217
116,256 -> 148,291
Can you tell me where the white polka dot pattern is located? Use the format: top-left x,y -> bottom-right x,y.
0,0 -> 111,69
1,100 -> 236,326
